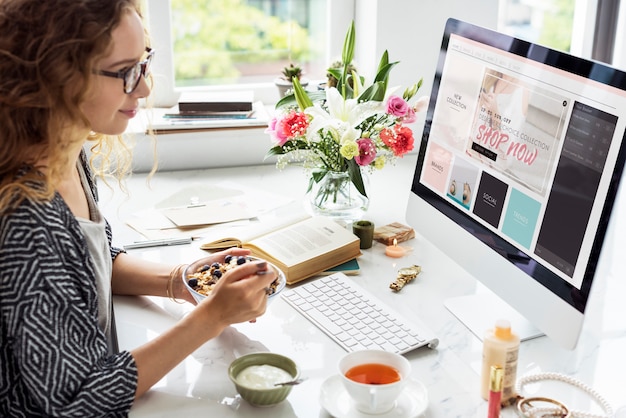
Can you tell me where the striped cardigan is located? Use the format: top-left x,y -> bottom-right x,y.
0,154 -> 137,417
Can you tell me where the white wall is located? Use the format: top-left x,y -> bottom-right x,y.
353,0 -> 499,101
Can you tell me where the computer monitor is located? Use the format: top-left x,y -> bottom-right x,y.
407,18 -> 626,350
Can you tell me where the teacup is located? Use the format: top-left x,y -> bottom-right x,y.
338,349 -> 411,414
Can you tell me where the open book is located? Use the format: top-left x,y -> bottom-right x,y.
200,216 -> 361,285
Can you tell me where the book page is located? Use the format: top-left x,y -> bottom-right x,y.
199,206 -> 309,250
246,217 -> 358,266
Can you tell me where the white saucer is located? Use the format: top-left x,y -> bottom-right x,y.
319,375 -> 428,418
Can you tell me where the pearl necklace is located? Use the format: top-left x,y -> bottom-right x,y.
515,372 -> 613,418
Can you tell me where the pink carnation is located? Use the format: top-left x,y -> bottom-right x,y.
265,111 -> 309,146
354,138 -> 377,166
386,95 -> 409,117
265,117 -> 288,145
380,125 -> 414,156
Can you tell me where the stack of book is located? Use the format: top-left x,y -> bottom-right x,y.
146,90 -> 269,132
166,91 -> 255,120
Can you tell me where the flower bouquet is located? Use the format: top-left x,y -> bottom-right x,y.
265,21 -> 427,218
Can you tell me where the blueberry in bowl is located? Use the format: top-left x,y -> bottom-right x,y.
182,255 -> 285,304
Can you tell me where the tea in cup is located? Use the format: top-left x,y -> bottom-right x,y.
338,350 -> 411,414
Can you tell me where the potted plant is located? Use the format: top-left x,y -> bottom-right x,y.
326,59 -> 358,88
275,63 -> 308,97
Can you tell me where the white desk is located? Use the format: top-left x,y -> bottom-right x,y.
99,156 -> 626,417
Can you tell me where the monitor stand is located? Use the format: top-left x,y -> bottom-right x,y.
444,285 -> 544,342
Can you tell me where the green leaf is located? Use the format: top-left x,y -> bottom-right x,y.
306,90 -> 328,103
292,77 -> 313,110
374,61 -> 399,84
265,146 -> 287,159
358,81 -> 386,102
311,169 -> 328,183
347,160 -> 367,197
373,60 -> 398,98
326,68 -> 342,81
277,90 -> 325,110
307,169 -> 328,193
376,50 -> 390,78
275,93 -> 297,109
306,176 -> 315,194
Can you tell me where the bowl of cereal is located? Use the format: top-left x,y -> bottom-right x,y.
182,255 -> 286,304
228,352 -> 300,406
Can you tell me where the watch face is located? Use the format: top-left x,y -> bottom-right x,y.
398,266 -> 421,277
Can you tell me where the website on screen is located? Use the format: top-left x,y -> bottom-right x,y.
419,34 -> 626,289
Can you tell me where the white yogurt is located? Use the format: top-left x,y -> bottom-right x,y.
236,364 -> 293,389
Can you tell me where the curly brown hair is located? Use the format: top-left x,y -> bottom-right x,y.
0,0 -> 143,212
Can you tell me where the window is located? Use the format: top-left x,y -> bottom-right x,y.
170,0 -> 328,87
145,0 -> 353,106
497,0 -> 625,65
497,0 -> 575,53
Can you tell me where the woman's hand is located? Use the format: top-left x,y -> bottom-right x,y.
194,255 -> 278,330
129,248 -> 276,398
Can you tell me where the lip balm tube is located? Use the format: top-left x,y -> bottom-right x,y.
488,365 -> 503,418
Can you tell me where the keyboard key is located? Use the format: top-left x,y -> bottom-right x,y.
304,307 -> 343,336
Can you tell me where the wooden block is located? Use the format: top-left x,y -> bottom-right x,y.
373,222 -> 415,245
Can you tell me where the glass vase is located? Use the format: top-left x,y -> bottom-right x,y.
307,170 -> 369,222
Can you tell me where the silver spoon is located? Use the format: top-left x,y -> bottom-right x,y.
274,377 -> 306,387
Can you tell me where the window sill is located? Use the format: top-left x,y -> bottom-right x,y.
125,104 -> 276,173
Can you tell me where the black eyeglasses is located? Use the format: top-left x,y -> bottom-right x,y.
95,47 -> 154,94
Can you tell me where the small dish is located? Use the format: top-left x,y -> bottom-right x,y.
319,374 -> 428,418
182,255 -> 286,304
228,352 -> 300,407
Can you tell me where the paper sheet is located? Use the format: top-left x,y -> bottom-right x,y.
162,200 -> 253,227
125,182 -> 294,240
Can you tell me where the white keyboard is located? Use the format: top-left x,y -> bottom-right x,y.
281,273 -> 439,354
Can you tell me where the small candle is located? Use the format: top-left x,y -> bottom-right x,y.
385,239 -> 407,258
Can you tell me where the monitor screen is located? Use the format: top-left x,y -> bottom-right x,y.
407,18 -> 626,349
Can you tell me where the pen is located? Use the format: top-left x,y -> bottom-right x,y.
123,237 -> 192,250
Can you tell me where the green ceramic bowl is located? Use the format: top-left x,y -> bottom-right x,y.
228,352 -> 300,407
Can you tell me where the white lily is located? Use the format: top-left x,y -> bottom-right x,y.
305,87 -> 382,145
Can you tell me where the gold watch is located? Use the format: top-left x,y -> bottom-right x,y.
390,265 -> 421,292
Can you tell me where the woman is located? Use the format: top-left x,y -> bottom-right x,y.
0,1 -> 277,416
